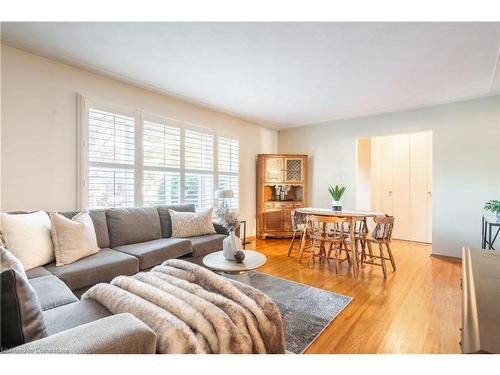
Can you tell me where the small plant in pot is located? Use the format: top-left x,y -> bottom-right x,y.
328,185 -> 347,211
484,200 -> 500,220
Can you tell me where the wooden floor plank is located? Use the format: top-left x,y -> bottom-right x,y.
249,238 -> 462,354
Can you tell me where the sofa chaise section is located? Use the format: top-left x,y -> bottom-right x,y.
7,313 -> 156,354
28,275 -> 78,311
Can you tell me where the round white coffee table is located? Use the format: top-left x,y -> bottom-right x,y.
203,250 -> 267,274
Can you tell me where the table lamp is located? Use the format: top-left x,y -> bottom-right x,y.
214,189 -> 234,208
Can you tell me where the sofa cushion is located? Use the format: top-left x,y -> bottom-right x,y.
106,207 -> 162,247
25,266 -> 53,279
43,299 -> 111,336
0,211 -> 54,270
29,275 -> 78,311
113,238 -> 192,270
170,208 -> 216,238
45,248 -> 139,291
59,209 -> 110,249
188,234 -> 226,258
50,211 -> 100,266
157,204 -> 195,238
1,268 -> 47,349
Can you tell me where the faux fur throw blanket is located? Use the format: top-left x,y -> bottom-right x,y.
81,259 -> 285,354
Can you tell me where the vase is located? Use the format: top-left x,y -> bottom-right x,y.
332,200 -> 342,211
223,228 -> 241,261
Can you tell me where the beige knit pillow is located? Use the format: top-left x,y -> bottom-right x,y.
50,211 -> 99,266
169,208 -> 216,238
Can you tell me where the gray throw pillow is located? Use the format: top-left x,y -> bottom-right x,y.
1,267 -> 47,349
106,207 -> 162,247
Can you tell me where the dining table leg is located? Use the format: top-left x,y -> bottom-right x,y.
350,217 -> 358,277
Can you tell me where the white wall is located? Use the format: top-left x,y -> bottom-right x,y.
279,95 -> 500,257
0,45 -> 278,236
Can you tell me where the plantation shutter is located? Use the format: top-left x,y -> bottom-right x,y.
143,121 -> 181,206
217,137 -> 239,208
87,108 -> 135,208
184,129 -> 214,210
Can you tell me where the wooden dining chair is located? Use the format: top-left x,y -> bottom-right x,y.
288,209 -> 311,260
307,215 -> 351,271
361,215 -> 396,278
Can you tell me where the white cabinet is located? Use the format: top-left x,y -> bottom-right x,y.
371,131 -> 432,243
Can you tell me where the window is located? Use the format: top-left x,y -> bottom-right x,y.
87,109 -> 135,208
184,130 -> 214,211
143,121 -> 181,206
80,98 -> 240,210
217,137 -> 239,208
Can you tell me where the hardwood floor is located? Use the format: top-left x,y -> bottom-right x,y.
249,238 -> 462,354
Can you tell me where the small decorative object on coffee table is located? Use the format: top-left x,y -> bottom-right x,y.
223,226 -> 241,260
214,195 -> 241,260
233,250 -> 245,263
203,250 -> 267,274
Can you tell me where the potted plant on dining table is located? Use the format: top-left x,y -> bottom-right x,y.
328,184 -> 347,211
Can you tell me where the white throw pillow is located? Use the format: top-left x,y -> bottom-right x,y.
0,211 -> 54,270
169,208 -> 216,238
50,211 -> 99,266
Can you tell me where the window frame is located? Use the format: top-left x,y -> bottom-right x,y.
78,95 -> 240,210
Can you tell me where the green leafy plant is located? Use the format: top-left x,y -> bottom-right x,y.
328,185 -> 347,201
484,200 -> 500,214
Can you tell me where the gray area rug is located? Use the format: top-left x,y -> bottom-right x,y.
227,271 -> 352,354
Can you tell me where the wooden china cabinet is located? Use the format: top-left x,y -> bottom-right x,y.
256,154 -> 308,239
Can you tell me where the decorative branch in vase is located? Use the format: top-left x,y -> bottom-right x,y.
328,185 -> 347,211
214,205 -> 242,261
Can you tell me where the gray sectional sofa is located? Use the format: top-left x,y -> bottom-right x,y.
3,204 -> 230,353
24,204 -> 228,296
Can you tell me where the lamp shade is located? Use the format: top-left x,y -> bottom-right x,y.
214,189 -> 234,199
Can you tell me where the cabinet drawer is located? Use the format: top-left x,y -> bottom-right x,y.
294,202 -> 303,208
274,202 -> 294,208
264,202 -> 274,209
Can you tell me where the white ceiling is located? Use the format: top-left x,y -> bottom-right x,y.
2,22 -> 500,129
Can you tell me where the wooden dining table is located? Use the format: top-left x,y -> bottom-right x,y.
295,208 -> 383,277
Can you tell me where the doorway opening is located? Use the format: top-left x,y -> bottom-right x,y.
355,131 -> 432,243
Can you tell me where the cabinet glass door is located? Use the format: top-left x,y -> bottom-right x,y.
285,158 -> 303,183
265,157 -> 284,183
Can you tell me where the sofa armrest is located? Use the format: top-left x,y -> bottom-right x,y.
5,313 -> 156,354
212,221 -> 241,237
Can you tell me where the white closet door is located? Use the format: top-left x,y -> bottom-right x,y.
391,134 -> 411,240
370,131 -> 432,243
